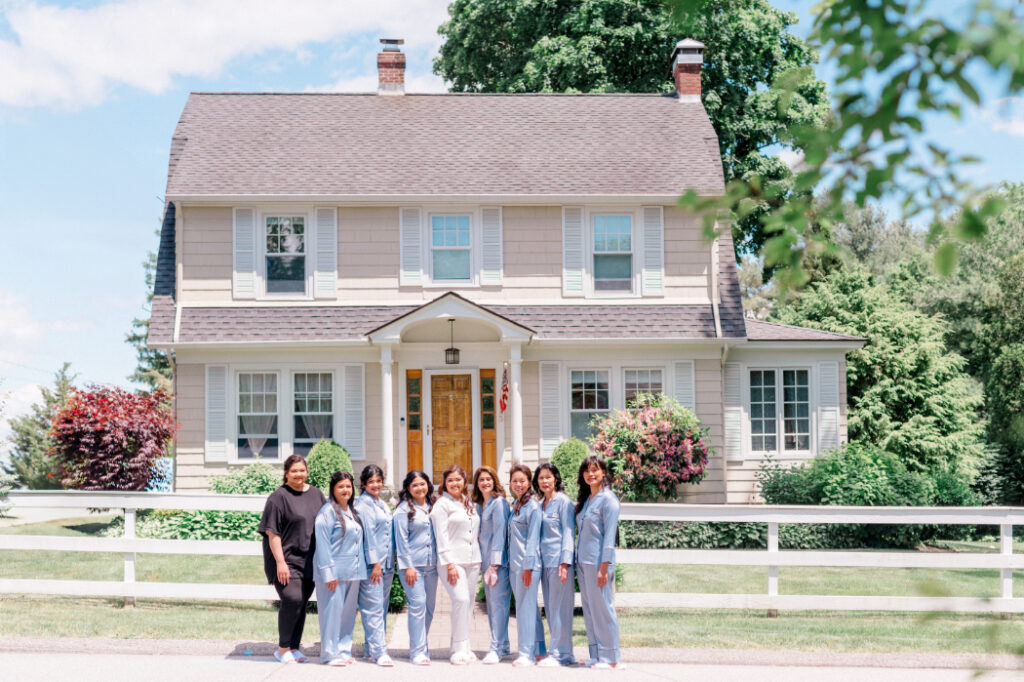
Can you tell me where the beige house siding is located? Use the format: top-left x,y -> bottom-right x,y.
173,362 -> 228,491
677,358 -> 726,503
175,203 -> 713,306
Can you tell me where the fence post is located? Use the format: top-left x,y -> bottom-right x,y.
124,508 -> 136,608
1001,523 -> 1013,620
767,521 -> 778,618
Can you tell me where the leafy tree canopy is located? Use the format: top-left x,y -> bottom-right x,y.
1,363 -> 76,490
773,267 -> 984,473
434,0 -> 829,254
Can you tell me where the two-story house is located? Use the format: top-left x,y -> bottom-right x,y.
148,39 -> 863,503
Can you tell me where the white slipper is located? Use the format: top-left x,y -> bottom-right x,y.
512,656 -> 535,667
536,657 -> 560,667
273,650 -> 296,664
412,654 -> 431,666
376,654 -> 394,667
482,651 -> 501,665
291,650 -> 308,663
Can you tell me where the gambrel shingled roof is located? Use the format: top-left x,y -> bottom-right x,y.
165,93 -> 726,198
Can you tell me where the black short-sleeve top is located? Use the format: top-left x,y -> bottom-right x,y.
258,485 -> 326,583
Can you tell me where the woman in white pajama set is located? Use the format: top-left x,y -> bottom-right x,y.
313,471 -> 372,666
429,464 -> 481,665
393,470 -> 438,666
533,463 -> 577,667
353,464 -> 394,666
575,456 -> 622,669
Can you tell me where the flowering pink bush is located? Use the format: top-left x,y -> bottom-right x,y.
591,394 -> 711,501
50,386 -> 174,491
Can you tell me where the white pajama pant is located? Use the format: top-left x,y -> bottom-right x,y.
578,562 -> 620,664
441,563 -> 480,656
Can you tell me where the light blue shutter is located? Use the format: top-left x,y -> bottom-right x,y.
562,207 -> 584,297
642,206 -> 664,296
540,361 -> 562,456
205,365 -> 228,462
481,207 -> 503,285
343,364 -> 365,460
400,208 -> 422,285
233,208 -> 256,299
314,207 -> 337,299
674,360 -> 695,411
817,361 -> 840,454
723,362 -> 743,461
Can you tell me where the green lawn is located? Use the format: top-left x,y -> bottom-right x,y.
1,516 -> 1023,654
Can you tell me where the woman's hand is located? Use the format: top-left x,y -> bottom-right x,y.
326,579 -> 338,593
558,563 -> 569,584
370,563 -> 383,585
276,560 -> 291,586
447,563 -> 459,586
597,562 -> 610,588
484,565 -> 499,587
522,568 -> 533,588
405,567 -> 418,587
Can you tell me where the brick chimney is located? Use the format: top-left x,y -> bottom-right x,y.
377,38 -> 405,94
671,38 -> 704,102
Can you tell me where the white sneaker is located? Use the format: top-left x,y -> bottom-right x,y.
326,658 -> 348,667
482,651 -> 501,665
376,654 -> 395,667
512,656 -> 535,667
536,657 -> 560,667
412,654 -> 431,666
592,662 -> 612,670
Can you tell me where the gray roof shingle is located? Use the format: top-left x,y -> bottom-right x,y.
148,203 -> 177,346
166,93 -> 725,197
745,319 -> 865,343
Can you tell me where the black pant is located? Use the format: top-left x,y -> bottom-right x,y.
273,577 -> 315,649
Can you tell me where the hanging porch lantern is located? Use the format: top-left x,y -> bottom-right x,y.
445,318 -> 460,365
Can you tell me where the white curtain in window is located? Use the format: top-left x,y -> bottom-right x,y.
241,415 -> 275,456
300,414 -> 332,440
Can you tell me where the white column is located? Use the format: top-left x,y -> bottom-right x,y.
380,344 -> 395,490
510,344 -> 523,468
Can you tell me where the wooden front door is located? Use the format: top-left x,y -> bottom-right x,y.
431,374 -> 473,484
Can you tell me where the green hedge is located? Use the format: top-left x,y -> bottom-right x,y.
306,440 -> 353,496
551,438 -> 590,499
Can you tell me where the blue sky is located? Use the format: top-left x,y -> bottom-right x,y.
0,0 -> 1022,457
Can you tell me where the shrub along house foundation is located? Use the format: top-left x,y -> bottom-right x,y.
148,39 -> 863,502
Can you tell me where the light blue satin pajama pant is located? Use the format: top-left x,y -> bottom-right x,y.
315,579 -> 360,663
482,564 -> 511,656
578,563 -> 620,664
510,570 -> 547,659
398,566 -> 438,660
541,565 -> 576,664
358,567 -> 393,660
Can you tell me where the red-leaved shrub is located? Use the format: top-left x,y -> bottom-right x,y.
50,387 -> 174,490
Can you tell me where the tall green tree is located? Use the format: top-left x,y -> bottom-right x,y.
773,267 -> 984,473
433,0 -> 830,256
126,232 -> 172,392
2,363 -> 76,489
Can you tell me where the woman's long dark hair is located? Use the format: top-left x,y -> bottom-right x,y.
435,464 -> 473,515
281,454 -> 307,485
398,470 -> 433,523
575,456 -> 611,515
359,464 -> 385,494
329,471 -> 362,535
471,465 -> 507,505
509,464 -> 535,515
532,462 -> 564,500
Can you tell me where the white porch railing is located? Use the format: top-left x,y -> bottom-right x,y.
2,491 -> 1022,613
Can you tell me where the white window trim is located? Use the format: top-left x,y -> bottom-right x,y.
226,362 -> 363,463
423,209 -> 480,287
744,365 -> 815,458
622,366 -> 665,409
291,370 -> 336,455
257,208 -> 314,300
568,367 -> 613,442
585,207 -> 642,299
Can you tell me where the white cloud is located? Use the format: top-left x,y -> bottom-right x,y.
308,71 -> 446,94
978,97 -> 1024,137
777,148 -> 805,171
0,0 -> 451,108
0,289 -> 92,365
0,382 -> 42,460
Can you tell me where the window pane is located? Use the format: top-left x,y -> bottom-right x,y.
408,396 -> 420,414
594,254 -> 632,280
433,249 -> 471,280
482,395 -> 494,411
267,255 -> 305,293
571,411 -> 607,442
408,414 -> 421,430
295,414 -> 333,441
482,413 -> 495,429
482,377 -> 494,394
408,377 -> 421,395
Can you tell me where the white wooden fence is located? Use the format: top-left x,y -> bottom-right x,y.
2,491 -> 1022,613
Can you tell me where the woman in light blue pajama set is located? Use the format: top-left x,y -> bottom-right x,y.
353,464 -> 394,666
393,470 -> 438,666
473,465 -> 511,664
313,471 -> 372,666
575,456 -> 622,669
533,463 -> 577,667
506,464 -> 546,667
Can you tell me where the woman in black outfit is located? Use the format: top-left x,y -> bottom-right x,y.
258,454 -> 326,663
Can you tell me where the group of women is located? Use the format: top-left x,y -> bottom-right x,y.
258,453 -> 622,669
